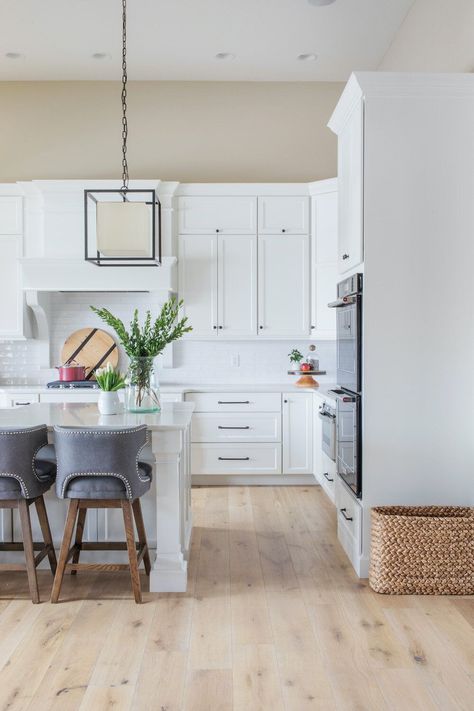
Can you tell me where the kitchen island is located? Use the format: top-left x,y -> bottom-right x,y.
0,401 -> 194,593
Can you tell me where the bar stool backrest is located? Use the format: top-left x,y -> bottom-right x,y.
53,425 -> 149,500
0,425 -> 49,499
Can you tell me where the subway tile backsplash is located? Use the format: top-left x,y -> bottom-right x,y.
0,293 -> 336,385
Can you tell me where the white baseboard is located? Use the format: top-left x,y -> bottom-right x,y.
192,474 -> 317,486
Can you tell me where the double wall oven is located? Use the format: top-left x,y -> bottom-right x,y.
328,274 -> 362,498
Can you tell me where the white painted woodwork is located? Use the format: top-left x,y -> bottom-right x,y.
335,476 -> 362,572
328,71 -> 474,578
178,196 -> 257,234
282,392 -> 313,475
0,196 -> 23,234
257,234 -> 310,337
6,394 -> 40,408
217,234 -> 257,336
330,96 -> 364,273
191,412 -> 281,443
0,236 -> 24,339
178,234 -> 218,336
310,184 -> 338,338
191,442 -> 281,475
186,391 -> 281,413
257,196 -> 309,234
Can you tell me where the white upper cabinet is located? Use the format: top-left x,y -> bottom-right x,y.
179,234 -> 218,337
331,99 -> 364,273
0,236 -> 23,339
218,235 -> 257,337
258,234 -> 310,337
0,196 -> 23,235
178,196 -> 257,234
310,185 -> 338,339
258,196 -> 309,234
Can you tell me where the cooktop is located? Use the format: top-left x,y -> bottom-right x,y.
46,380 -> 99,389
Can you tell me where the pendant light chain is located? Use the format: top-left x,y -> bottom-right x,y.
121,0 -> 129,190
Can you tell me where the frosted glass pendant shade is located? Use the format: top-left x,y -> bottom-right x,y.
96,201 -> 150,257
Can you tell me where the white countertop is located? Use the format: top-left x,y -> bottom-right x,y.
0,401 -> 194,431
0,382 -> 337,397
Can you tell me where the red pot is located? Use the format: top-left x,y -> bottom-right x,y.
56,364 -> 87,382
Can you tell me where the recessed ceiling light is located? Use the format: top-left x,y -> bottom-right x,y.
298,53 -> 318,62
308,0 -> 336,6
92,52 -> 111,61
5,52 -> 23,60
215,52 -> 236,61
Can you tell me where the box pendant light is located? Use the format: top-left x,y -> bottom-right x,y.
84,0 -> 161,266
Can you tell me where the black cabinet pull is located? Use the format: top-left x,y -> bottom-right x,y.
218,456 -> 250,461
15,402 -> 31,406
218,426 -> 250,430
281,228 -> 286,233
311,325 -> 315,329
218,325 -> 223,329
259,325 -> 263,329
217,400 -> 250,404
213,325 -> 217,329
283,399 -> 288,403
339,507 -> 353,521
323,472 -> 334,482
216,228 -> 220,233
342,253 -> 349,260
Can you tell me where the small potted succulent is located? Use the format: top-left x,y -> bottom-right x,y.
288,348 -> 304,370
94,362 -> 127,415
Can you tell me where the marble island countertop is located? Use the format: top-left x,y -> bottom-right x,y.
0,401 -> 195,431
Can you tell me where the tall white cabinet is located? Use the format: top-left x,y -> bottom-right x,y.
328,71 -> 474,577
177,185 -> 335,340
0,190 -> 28,340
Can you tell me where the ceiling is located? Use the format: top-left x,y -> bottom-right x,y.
0,0 -> 415,81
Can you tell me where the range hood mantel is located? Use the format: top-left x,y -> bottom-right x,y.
20,257 -> 177,293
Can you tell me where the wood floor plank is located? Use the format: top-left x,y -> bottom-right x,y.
183,669 -> 233,711
132,650 -> 187,711
233,644 -> 284,711
376,669 -> 440,711
78,684 -> 134,710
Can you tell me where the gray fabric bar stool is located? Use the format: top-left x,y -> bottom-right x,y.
51,425 -> 152,604
0,425 -> 57,604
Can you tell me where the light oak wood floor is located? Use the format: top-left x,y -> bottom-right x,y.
0,486 -> 472,710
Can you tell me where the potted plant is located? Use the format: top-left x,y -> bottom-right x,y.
288,348 -> 304,370
95,362 -> 127,415
91,297 -> 192,413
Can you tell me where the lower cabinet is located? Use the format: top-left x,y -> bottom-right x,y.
191,443 -> 281,475
335,477 -> 362,572
282,393 -> 313,474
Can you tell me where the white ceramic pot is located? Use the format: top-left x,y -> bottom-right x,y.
97,391 -> 120,415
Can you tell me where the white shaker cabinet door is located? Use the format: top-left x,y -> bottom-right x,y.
178,234 -> 218,337
282,393 -> 313,474
311,189 -> 338,339
338,100 -> 364,273
258,196 -> 309,234
217,234 -> 257,337
257,234 -> 310,337
178,196 -> 257,234
0,236 -> 23,339
0,196 -> 22,234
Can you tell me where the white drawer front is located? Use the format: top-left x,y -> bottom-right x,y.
191,443 -> 281,475
258,196 -> 309,234
191,412 -> 281,443
178,196 -> 257,234
40,392 -> 100,403
185,392 -> 281,412
335,478 -> 362,557
160,393 -> 183,403
8,394 -> 40,408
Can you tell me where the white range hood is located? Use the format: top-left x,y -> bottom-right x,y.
20,257 -> 177,293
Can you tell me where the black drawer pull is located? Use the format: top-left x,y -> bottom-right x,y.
339,507 -> 353,521
323,472 -> 334,482
342,253 -> 350,260
218,426 -> 250,430
218,456 -> 250,461
15,402 -> 31,406
217,400 -> 250,404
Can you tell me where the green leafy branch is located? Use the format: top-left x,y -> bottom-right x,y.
90,297 -> 193,359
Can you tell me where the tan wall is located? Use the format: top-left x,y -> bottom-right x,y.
380,0 -> 474,72
0,81 -> 343,184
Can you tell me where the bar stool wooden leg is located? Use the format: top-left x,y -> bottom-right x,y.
122,500 -> 142,604
34,495 -> 57,575
18,499 -> 40,604
51,499 -> 79,603
70,507 -> 87,576
132,499 -> 151,575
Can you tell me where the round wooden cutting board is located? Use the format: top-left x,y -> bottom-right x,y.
61,328 -> 118,380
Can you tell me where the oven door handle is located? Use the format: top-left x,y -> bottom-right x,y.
328,296 -> 356,308
319,411 -> 336,420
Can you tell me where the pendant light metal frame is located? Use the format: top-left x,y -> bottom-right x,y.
84,0 -> 161,267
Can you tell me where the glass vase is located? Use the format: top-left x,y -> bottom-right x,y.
126,356 -> 161,413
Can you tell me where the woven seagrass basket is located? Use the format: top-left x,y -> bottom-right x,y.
369,506 -> 474,595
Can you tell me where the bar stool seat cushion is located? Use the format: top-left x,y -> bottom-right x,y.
63,462 -> 152,500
